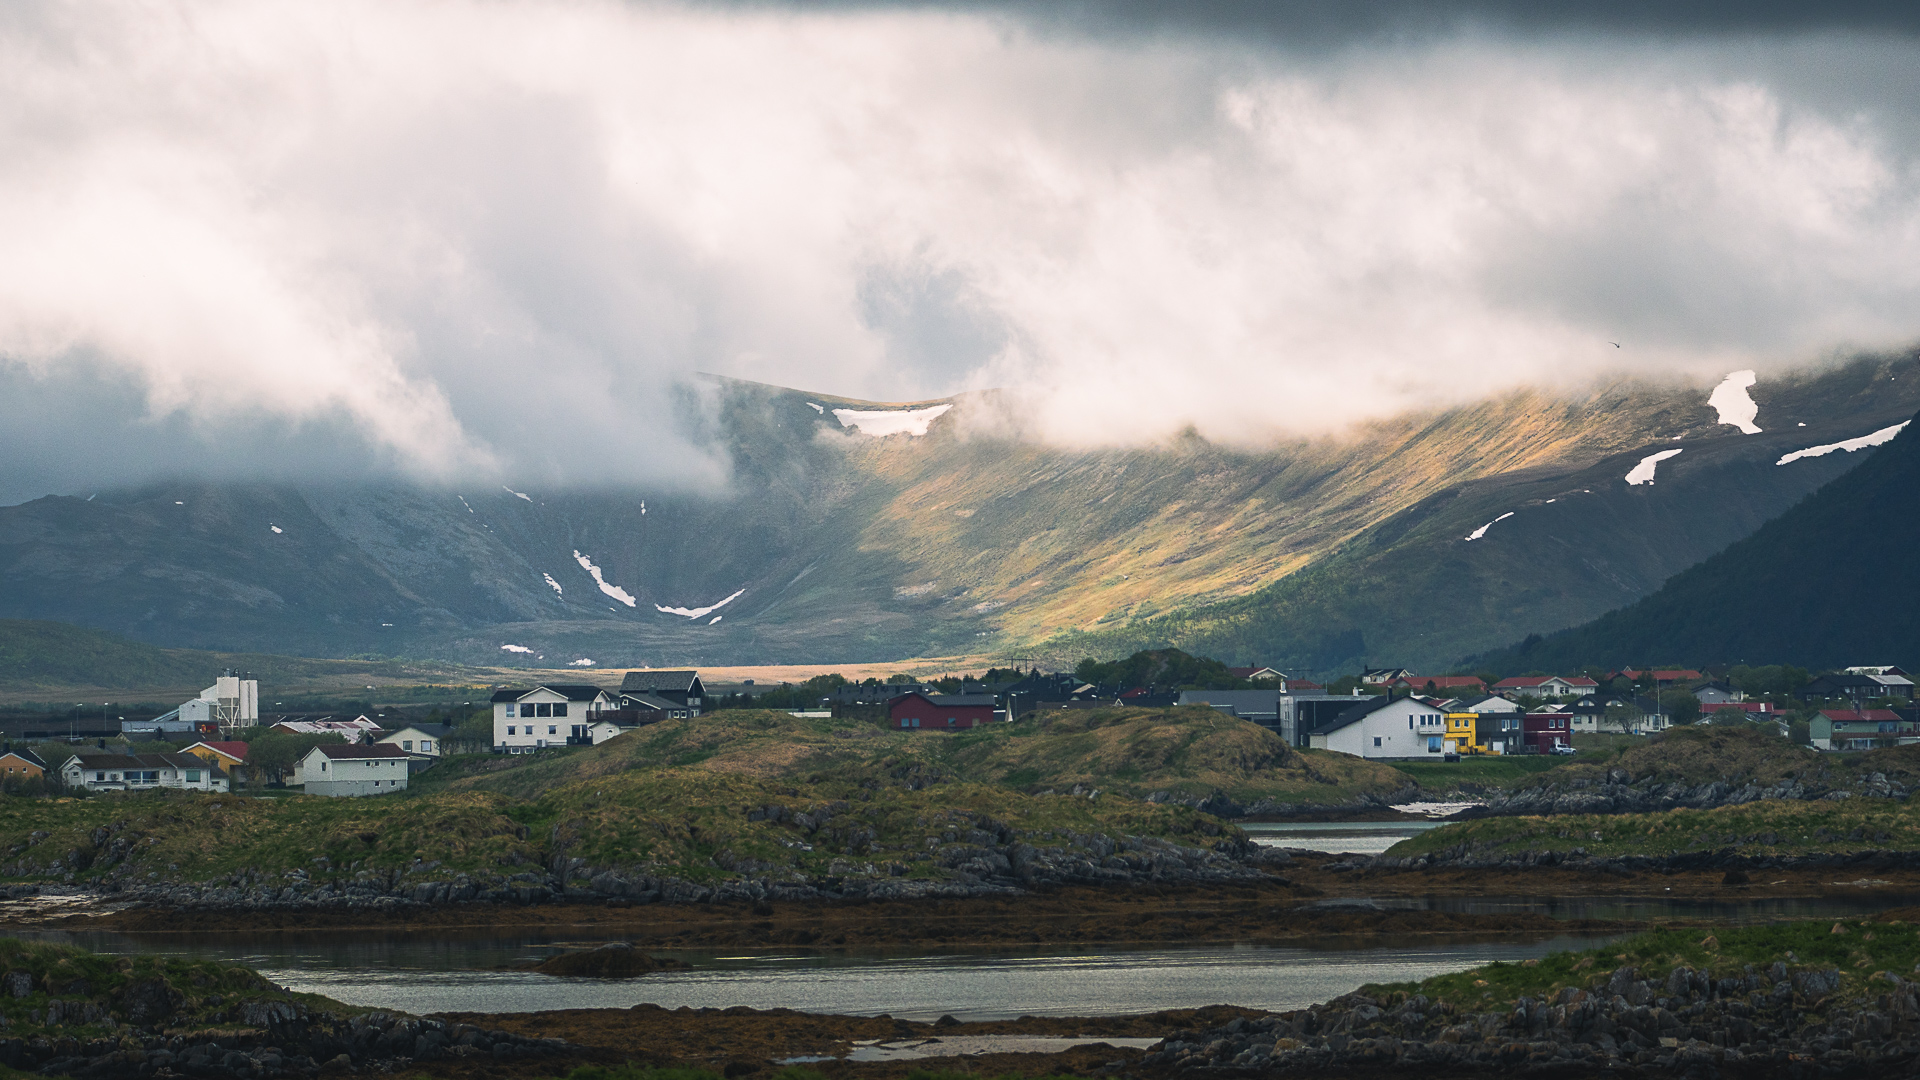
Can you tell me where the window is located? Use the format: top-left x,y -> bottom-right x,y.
553,704 -> 568,717
947,717 -> 955,726
535,703 -> 552,717
422,740 -> 433,752
403,740 -> 413,750
95,772 -> 105,781
1373,737 -> 1382,747
321,761 -> 328,772
548,725 -> 557,735
186,770 -> 201,782
507,725 -> 517,735
504,703 -> 515,717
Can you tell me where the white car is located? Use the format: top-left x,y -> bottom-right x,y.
1549,743 -> 1578,755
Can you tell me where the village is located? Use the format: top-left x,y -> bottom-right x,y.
1,657 -> 1912,800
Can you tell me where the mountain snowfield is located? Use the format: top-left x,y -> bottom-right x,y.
0,357 -> 1916,670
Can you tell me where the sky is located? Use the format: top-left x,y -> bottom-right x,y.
3,1 -> 1920,502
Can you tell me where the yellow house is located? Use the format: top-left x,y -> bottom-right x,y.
182,741 -> 250,784
1444,713 -> 1486,754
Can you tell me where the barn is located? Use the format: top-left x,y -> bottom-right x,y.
886,692 -> 997,731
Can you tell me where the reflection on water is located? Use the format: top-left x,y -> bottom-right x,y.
1242,820 -> 1440,855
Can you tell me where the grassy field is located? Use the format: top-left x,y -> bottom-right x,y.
1387,798 -> 1920,860
1365,918 -> 1920,1010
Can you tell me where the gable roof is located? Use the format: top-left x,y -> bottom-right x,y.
68,752 -> 227,775
620,693 -> 689,712
489,684 -> 611,703
1227,667 -> 1285,680
308,743 -> 414,760
0,749 -> 48,769
1313,693 -> 1440,735
618,670 -> 701,693
185,740 -> 249,762
1817,709 -> 1905,723
379,724 -> 453,740
889,692 -> 997,708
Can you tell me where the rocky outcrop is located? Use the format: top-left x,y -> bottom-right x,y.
1478,769 -> 1909,817
0,996 -> 569,1077
33,816 -> 1277,912
1137,963 -> 1920,1077
1153,785 -> 1426,821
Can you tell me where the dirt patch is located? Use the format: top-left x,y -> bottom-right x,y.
421,1003 -> 1268,1080
50,879 -> 1628,949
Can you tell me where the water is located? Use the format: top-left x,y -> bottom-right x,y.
11,930 -> 1607,1019
1242,820 -> 1441,854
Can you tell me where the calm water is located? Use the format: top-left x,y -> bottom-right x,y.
15,930 -> 1606,1019
1242,820 -> 1441,854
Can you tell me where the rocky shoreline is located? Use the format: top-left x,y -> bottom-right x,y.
1139,961 -> 1920,1078
5,826 -> 1284,912
3,1004 -> 572,1078
1475,770 -> 1912,817
1332,844 -> 1920,878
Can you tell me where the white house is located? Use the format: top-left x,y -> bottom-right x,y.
297,744 -> 412,797
62,752 -> 229,793
376,723 -> 452,758
491,685 -> 617,753
1456,693 -> 1524,715
1309,695 -> 1449,759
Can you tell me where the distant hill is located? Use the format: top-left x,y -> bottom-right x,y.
1473,408 -> 1920,671
0,618 -> 495,698
3,356 -> 1918,671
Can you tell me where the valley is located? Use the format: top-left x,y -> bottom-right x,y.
3,356 -> 1916,672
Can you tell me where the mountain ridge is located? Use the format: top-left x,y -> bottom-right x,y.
3,354 -> 1916,670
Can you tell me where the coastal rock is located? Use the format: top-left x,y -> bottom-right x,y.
1141,963 -> 1920,1078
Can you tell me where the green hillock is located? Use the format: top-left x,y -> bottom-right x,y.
1365,919 -> 1920,1009
1387,799 -> 1920,861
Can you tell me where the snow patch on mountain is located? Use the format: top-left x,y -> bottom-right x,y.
568,658 -> 595,667
656,588 -> 745,619
1464,512 -> 1514,541
1776,420 -> 1910,465
501,644 -> 533,654
270,525 -> 283,534
572,550 -> 637,607
832,404 -> 952,437
504,486 -> 532,502
1626,448 -> 1683,485
543,573 -> 563,596
1707,370 -> 1762,433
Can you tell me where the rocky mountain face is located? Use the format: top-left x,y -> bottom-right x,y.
1,356 -> 1916,669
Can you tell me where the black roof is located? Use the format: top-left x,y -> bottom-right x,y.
489,685 -> 609,703
619,670 -> 701,693
620,693 -> 687,712
0,748 -> 47,769
1312,694 -> 1441,736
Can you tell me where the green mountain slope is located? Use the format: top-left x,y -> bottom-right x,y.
2,355 -> 1916,669
1474,408 -> 1920,671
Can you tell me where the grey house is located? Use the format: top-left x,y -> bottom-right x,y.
298,743 -> 413,797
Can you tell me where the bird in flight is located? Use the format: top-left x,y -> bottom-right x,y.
1608,341 -> 1621,348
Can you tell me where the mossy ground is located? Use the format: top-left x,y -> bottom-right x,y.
1364,919 -> 1920,1010
1388,798 -> 1920,860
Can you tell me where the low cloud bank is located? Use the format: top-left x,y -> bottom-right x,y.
3,1 -> 1920,501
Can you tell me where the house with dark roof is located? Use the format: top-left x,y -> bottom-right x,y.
617,670 -> 707,713
61,752 -> 228,793
1226,667 -> 1287,682
491,685 -> 618,753
1176,690 -> 1280,728
297,743 -> 414,796
0,748 -> 48,783
1308,694 -> 1448,759
887,692 -> 997,731
1805,671 -> 1915,703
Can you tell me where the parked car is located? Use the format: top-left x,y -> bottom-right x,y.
1549,743 -> 1578,755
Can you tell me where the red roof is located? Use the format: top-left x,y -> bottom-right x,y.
190,741 -> 250,761
1393,675 -> 1486,689
1494,676 -> 1597,689
1819,709 -> 1904,723
1284,680 -> 1323,692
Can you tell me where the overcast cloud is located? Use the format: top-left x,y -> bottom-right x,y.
3,0 -> 1920,502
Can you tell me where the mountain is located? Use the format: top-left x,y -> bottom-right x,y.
1472,407 -> 1920,673
2,356 -> 1917,671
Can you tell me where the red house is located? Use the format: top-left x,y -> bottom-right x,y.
1522,711 -> 1573,752
887,692 -> 997,732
